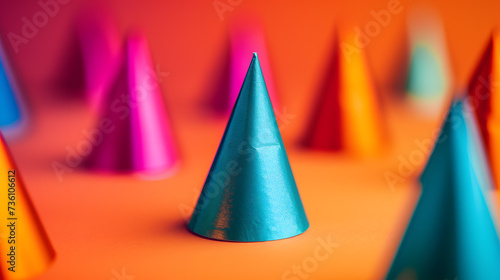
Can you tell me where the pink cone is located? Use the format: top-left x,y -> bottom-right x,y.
77,10 -> 121,110
210,17 -> 279,114
83,32 -> 178,178
230,18 -> 279,111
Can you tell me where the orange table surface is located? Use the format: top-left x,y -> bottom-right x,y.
4,94 -> 496,280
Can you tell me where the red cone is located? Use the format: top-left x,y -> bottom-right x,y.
302,27 -> 386,156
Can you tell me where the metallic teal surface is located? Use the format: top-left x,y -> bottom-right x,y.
386,100 -> 500,280
188,53 -> 309,242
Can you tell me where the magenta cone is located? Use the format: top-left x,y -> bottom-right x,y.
218,17 -> 279,113
83,32 -> 178,177
52,30 -> 86,95
77,10 -> 121,110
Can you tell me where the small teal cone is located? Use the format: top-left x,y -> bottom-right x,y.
386,100 -> 500,279
406,43 -> 446,99
188,53 -> 309,242
0,47 -> 22,129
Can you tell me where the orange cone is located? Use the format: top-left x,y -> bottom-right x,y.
469,30 -> 500,188
0,134 -> 54,278
302,27 -> 386,156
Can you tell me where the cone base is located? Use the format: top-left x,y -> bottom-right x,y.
187,224 -> 309,243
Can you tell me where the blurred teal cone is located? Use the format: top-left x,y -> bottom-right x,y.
406,43 -> 446,99
188,53 -> 309,242
386,99 -> 500,279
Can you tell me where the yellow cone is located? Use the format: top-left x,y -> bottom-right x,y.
0,134 -> 54,279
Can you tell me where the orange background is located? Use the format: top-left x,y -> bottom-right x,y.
0,0 -> 499,279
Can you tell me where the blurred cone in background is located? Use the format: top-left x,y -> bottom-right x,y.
51,27 -> 86,97
208,16 -> 279,114
404,7 -> 452,114
0,39 -> 26,135
302,26 -> 386,156
206,37 -> 231,113
468,30 -> 500,189
52,9 -> 121,104
77,9 -> 121,110
188,53 -> 309,242
82,32 -> 178,178
386,100 -> 500,280
0,134 -> 54,279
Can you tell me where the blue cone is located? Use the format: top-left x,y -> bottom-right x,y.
386,100 -> 500,279
188,53 -> 309,242
0,46 -> 22,129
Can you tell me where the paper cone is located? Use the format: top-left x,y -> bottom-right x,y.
0,134 -> 54,279
77,9 -> 121,110
83,32 -> 178,178
386,100 -> 500,280
302,27 -> 386,156
0,39 -> 24,133
188,53 -> 309,242
468,30 -> 500,188
51,29 -> 86,95
405,6 -> 452,113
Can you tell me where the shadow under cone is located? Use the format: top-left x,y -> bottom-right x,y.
0,134 -> 54,279
386,100 -> 500,280
302,28 -> 386,156
83,33 -> 178,177
188,53 -> 309,242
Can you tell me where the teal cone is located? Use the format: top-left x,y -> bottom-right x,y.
188,53 -> 309,242
406,43 -> 446,99
386,100 -> 500,279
